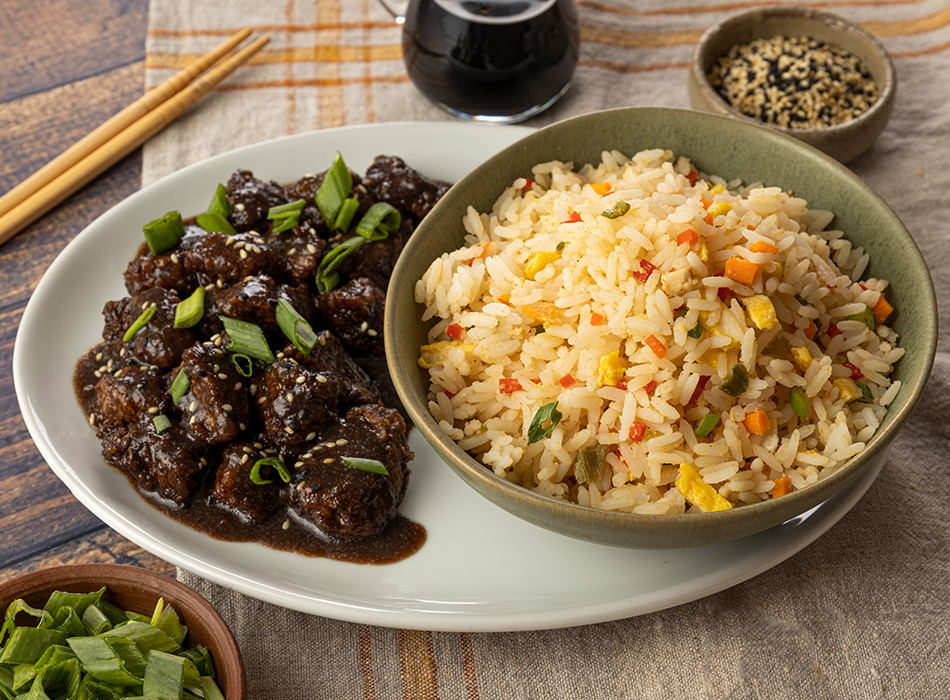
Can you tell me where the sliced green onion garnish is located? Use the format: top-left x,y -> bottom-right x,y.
231,353 -> 254,377
572,444 -> 609,483
790,386 -> 808,418
315,151 -> 352,225
268,198 -> 306,234
143,650 -> 201,699
173,286 -> 205,328
687,319 -> 703,339
122,304 -> 156,342
152,415 -> 172,435
207,183 -> 230,218
601,201 -> 630,219
220,316 -> 275,362
143,210 -> 184,254
342,457 -> 389,475
694,412 -> 720,437
533,325 -> 545,335
719,363 -> 749,397
857,382 -> 874,401
315,236 -> 365,294
846,307 -> 876,331
556,241 -> 566,251
527,401 -> 562,444
276,298 -> 318,355
249,457 -> 291,485
170,370 -> 190,405
196,212 -> 237,236
65,636 -> 142,686
333,196 -> 360,232
355,201 -> 401,241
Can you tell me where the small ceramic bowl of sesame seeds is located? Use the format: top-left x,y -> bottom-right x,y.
688,7 -> 895,163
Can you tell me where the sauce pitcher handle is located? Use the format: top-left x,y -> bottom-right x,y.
377,0 -> 408,23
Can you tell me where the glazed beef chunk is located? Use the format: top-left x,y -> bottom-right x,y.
96,365 -> 170,428
285,404 -> 411,537
317,277 -> 385,357
97,420 -> 206,504
102,287 -> 194,369
216,276 -> 317,342
174,343 -> 250,445
211,442 -> 281,525
256,335 -> 379,455
363,155 -> 449,221
225,169 -> 288,233
183,231 -> 283,287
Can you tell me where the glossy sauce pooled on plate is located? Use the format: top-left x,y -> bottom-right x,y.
73,154 -> 447,564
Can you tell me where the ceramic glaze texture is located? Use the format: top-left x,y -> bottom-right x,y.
385,107 -> 936,549
687,7 -> 896,163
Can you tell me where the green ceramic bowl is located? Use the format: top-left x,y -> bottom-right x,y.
385,107 -> 936,550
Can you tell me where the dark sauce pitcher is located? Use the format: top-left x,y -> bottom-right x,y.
379,0 -> 579,123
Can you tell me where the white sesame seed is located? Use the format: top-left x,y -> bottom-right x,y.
190,415 -> 197,424
148,406 -> 159,415
282,519 -> 290,530
222,403 -> 233,412
295,376 -> 306,384
306,432 -> 316,441
288,248 -> 297,256
235,203 -> 246,211
95,352 -> 103,361
316,375 -> 328,384
324,458 -> 335,464
307,244 -> 317,254
241,453 -> 248,464
294,461 -> 304,468
250,384 -> 258,397
286,393 -> 294,403
234,382 -> 242,390
225,236 -> 235,246
170,253 -> 179,264
284,426 -> 294,434
302,452 -> 313,459
218,373 -> 228,379
367,329 -> 377,337
258,397 -> 267,404
189,401 -> 197,411
88,414 -> 96,426
239,249 -> 248,259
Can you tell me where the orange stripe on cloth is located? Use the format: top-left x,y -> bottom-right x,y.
146,45 -> 402,72
358,625 -> 377,700
581,58 -> 689,73
582,25 -> 703,49
398,630 -> 439,700
361,0 -> 378,123
285,0 -> 298,134
212,76 -> 411,91
147,20 -> 398,39
863,5 -> 950,36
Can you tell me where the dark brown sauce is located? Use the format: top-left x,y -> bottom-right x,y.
74,340 -> 426,566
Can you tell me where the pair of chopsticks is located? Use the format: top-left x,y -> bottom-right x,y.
0,28 -> 270,248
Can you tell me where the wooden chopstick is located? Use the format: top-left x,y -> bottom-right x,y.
0,31 -> 270,247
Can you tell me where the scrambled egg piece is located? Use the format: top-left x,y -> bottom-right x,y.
707,202 -> 733,218
597,351 -> 625,387
419,341 -> 472,369
675,463 -> 733,512
834,377 -> 863,403
660,267 -> 695,297
741,294 -> 777,330
709,183 -> 727,195
790,346 -> 813,371
524,251 -> 560,280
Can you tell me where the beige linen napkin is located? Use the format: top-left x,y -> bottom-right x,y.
143,1 -> 950,697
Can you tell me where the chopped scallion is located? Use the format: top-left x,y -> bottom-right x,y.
846,307 -> 876,331
152,415 -> 172,435
857,382 -> 874,401
342,457 -> 389,475
122,305 -> 156,342
527,401 -> 562,444
315,236 -> 365,294
196,212 -> 237,236
315,151 -> 352,226
220,316 -> 275,362
249,457 -> 291,485
231,353 -> 254,377
170,370 -> 190,405
601,201 -> 630,219
687,319 -> 703,339
572,444 -> 609,483
355,202 -> 401,241
719,363 -> 749,397
694,412 -> 720,437
276,298 -> 318,355
143,211 -> 184,254
790,385 -> 808,418
333,197 -> 360,232
173,286 -> 205,328
207,183 -> 230,219
268,198 -> 306,234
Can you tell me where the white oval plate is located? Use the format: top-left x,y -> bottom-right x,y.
14,122 -> 884,632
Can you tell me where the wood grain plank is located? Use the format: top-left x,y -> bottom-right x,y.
0,0 -> 148,102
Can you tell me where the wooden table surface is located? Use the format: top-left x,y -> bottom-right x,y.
0,0 -> 175,583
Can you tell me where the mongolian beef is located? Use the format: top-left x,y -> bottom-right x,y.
74,153 -> 448,563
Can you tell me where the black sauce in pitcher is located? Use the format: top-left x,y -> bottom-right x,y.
402,0 -> 579,122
